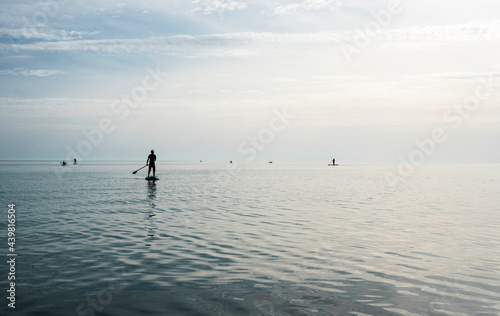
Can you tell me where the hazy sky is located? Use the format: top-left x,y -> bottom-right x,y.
1,0 -> 499,162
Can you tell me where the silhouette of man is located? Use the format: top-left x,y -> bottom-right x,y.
147,150 -> 156,177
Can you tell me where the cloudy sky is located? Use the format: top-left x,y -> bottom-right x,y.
1,0 -> 499,162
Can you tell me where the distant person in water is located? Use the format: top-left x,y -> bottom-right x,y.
147,150 -> 156,177
73,158 -> 77,164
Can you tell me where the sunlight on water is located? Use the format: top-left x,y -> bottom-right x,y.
0,161 -> 499,315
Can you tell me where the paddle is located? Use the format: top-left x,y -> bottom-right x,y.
132,164 -> 148,174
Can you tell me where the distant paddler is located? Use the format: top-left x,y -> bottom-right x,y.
147,150 -> 157,178
73,158 -> 78,165
328,158 -> 338,166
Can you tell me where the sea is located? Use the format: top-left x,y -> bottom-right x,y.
0,161 -> 499,316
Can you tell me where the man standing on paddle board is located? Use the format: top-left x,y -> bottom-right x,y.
147,150 -> 156,178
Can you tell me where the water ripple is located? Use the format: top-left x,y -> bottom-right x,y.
1,162 -> 499,315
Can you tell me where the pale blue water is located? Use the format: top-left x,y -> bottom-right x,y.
0,161 -> 499,315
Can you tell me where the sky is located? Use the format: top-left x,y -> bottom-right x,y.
0,0 -> 499,162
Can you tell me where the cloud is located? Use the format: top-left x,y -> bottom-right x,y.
273,0 -> 343,15
0,32 -> 344,56
193,0 -> 248,14
0,97 -> 112,120
410,72 -> 500,81
0,27 -> 98,41
0,68 -> 68,77
1,21 -> 499,58
379,22 -> 500,42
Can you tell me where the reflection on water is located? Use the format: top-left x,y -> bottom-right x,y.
0,162 -> 499,316
147,180 -> 157,206
145,181 -> 157,246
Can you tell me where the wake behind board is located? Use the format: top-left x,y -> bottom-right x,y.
145,176 -> 159,181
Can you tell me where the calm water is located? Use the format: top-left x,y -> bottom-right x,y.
0,161 -> 499,316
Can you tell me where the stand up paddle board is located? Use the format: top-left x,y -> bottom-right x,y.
145,176 -> 159,181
